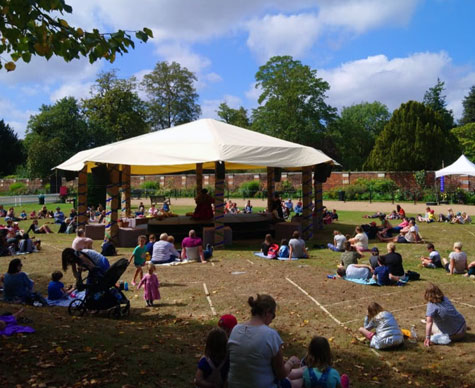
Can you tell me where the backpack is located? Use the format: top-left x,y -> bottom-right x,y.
278,245 -> 289,258
204,357 -> 226,387
267,244 -> 279,258
405,270 -> 420,281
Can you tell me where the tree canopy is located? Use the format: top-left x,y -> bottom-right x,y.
251,56 -> 336,148
141,61 -> 201,130
423,78 -> 454,130
364,101 -> 459,171
0,119 -> 25,176
82,70 -> 150,146
452,123 -> 475,160
0,0 -> 152,71
329,101 -> 390,170
216,102 -> 251,128
24,97 -> 89,178
460,85 -> 475,125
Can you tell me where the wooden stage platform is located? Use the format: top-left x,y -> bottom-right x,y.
147,213 -> 275,240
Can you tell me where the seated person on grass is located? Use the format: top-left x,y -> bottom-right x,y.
420,243 -> 443,269
48,271 -> 74,300
340,241 -> 361,268
181,229 -> 207,263
72,229 -> 93,251
289,231 -> 308,259
380,243 -> 405,279
442,241 -> 468,275
465,261 -> 475,278
327,230 -> 346,252
372,256 -> 403,285
368,247 -> 380,270
348,226 -> 369,254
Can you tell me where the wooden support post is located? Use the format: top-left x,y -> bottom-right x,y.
77,166 -> 88,230
313,172 -> 323,235
266,167 -> 275,212
302,166 -> 313,241
105,164 -> 120,245
121,165 -> 131,218
214,161 -> 225,249
196,163 -> 203,195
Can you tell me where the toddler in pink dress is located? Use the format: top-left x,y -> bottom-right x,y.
138,263 -> 160,306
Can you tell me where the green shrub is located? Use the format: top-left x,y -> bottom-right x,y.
8,182 -> 28,195
140,181 -> 159,191
239,180 -> 260,197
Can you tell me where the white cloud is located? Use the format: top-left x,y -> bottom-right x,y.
319,51 -> 475,120
318,0 -> 420,33
0,98 -> 37,138
245,82 -> 262,107
201,94 -> 243,118
49,81 -> 94,103
246,13 -> 320,63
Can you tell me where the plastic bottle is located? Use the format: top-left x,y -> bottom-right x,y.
410,325 -> 417,343
124,281 -> 128,291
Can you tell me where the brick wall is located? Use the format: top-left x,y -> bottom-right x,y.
1,171 -> 473,193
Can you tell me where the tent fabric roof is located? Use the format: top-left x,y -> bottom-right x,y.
55,119 -> 338,174
435,155 -> 475,178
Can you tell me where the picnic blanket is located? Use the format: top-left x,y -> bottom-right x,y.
253,252 -> 299,261
343,277 -> 378,286
46,291 -> 85,307
0,315 -> 35,336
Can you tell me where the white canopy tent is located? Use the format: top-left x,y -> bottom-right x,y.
55,118 -> 338,173
435,155 -> 475,178
55,118 -> 338,247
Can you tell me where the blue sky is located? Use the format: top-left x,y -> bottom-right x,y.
1,0 -> 475,138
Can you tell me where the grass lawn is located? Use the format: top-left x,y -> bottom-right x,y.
0,205 -> 474,387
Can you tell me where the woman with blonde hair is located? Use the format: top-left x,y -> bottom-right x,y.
424,283 -> 466,347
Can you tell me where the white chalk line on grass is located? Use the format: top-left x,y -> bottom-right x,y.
341,303 -> 428,325
286,277 -> 343,326
286,277 -> 404,369
42,242 -> 64,252
246,259 -> 255,265
323,290 -> 406,307
453,300 -> 475,309
203,282 -> 217,316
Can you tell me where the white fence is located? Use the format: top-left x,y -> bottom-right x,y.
0,194 -> 61,206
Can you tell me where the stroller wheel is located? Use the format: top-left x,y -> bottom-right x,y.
109,306 -> 122,319
68,299 -> 86,316
121,302 -> 130,318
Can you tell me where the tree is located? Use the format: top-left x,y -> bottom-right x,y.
0,119 -> 25,176
141,61 -> 201,130
82,70 -> 150,145
217,102 -> 251,128
251,56 -> 336,148
460,85 -> 475,125
0,0 -> 152,71
329,101 -> 390,170
364,101 -> 460,171
423,78 -> 454,130
452,123 -> 475,160
24,97 -> 89,178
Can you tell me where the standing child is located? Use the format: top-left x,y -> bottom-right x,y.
129,235 -> 147,286
288,336 -> 349,388
137,262 -> 160,307
194,328 -> 229,388
358,302 -> 403,349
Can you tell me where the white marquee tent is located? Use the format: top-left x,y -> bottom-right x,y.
55,118 -> 338,173
435,155 -> 475,178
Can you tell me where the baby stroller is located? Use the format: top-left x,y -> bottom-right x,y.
68,258 -> 130,319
